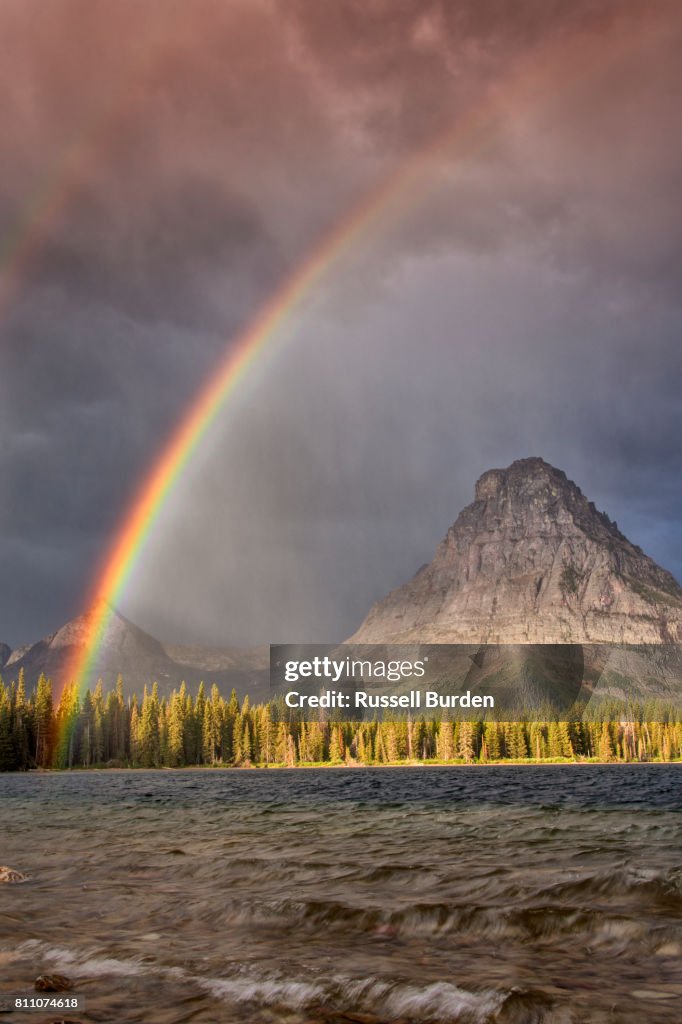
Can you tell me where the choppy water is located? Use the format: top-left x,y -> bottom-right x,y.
1,766 -> 682,1023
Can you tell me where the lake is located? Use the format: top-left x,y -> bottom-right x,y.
2,765 -> 682,1022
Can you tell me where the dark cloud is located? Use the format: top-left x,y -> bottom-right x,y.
0,0 -> 680,647
24,177 -> 275,326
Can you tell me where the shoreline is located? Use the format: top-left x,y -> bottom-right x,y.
15,758 -> 682,774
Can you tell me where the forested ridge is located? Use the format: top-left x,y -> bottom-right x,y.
1,672 -> 682,771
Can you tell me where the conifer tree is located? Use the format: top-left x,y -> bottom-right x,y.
202,700 -> 214,764
274,721 -> 289,763
129,695 -> 140,765
383,722 -> 399,762
194,682 -> 207,764
598,722 -> 615,762
505,722 -> 529,760
457,721 -> 475,763
92,681 -> 105,764
167,687 -> 185,766
241,716 -> 253,764
139,683 -> 161,767
436,720 -> 455,761
308,719 -> 324,762
484,721 -> 502,761
232,711 -> 244,764
0,691 -> 15,771
209,684 -> 224,761
224,688 -> 240,761
34,673 -> 53,767
53,683 -> 80,769
329,724 -> 343,762
12,671 -> 30,768
159,698 -> 169,764
80,689 -> 94,766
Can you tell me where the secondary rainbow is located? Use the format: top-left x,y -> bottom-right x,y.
60,14 -> 654,700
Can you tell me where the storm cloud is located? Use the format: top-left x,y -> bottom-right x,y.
0,0 -> 680,646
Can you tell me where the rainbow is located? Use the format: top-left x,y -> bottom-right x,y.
57,12 -> 655,702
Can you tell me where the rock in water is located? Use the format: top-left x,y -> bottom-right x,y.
34,975 -> 74,992
0,866 -> 28,884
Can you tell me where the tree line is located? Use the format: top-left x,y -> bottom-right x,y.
1,672 -> 682,771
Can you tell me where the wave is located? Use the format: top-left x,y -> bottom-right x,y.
544,865 -> 682,911
15,940 -> 516,1022
147,887 -> 682,949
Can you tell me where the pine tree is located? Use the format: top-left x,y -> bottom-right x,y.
92,681 -> 105,764
274,721 -> 289,763
547,722 -> 562,758
80,690 -> 94,766
12,671 -> 30,768
307,720 -> 324,762
109,675 -> 128,762
182,684 -> 195,763
209,684 -> 224,762
232,712 -> 244,764
129,696 -> 141,765
484,722 -> 502,761
34,673 -> 53,767
528,722 -> 547,760
0,690 -> 16,771
53,683 -> 80,769
598,722 -> 615,762
240,716 -> 253,764
159,698 -> 169,764
329,724 -> 345,762
224,688 -> 240,762
167,688 -> 185,766
457,721 -> 475,763
383,723 -> 399,762
505,722 -> 529,760
202,701 -> 214,764
194,683 -> 207,764
139,684 -> 161,767
436,720 -> 455,761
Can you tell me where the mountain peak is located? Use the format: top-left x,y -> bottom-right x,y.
469,457 -> 628,547
1,601 -> 269,700
350,458 -> 682,645
475,457 -> 567,501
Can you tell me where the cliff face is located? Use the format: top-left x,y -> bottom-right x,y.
350,458 -> 682,644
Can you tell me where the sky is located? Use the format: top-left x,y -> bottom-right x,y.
1,0 -> 681,648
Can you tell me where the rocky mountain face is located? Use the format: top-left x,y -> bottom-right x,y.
2,602 -> 269,699
350,458 -> 682,645
0,643 -> 11,670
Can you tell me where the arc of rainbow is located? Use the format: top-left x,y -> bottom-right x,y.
60,11 -> 658,701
